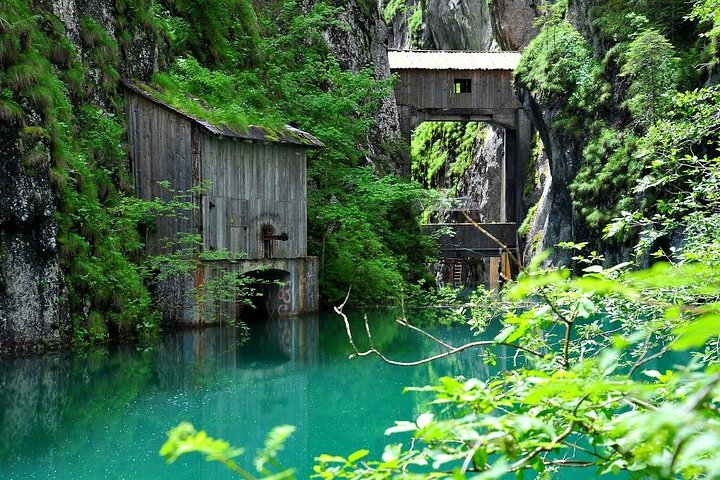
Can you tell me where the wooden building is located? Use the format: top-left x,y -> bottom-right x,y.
388,50 -> 532,287
123,80 -> 322,324
390,50 -> 523,116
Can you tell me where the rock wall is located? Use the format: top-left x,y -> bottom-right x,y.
0,0 -> 161,352
424,0 -> 494,50
456,127 -> 505,222
517,87 -> 580,264
0,124 -> 67,353
385,0 -> 495,50
489,0 -> 542,51
311,0 -> 405,172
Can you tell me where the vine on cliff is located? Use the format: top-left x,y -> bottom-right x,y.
517,0 -> 716,245
1,0 -> 158,344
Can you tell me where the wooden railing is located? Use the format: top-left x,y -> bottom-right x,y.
423,222 -> 517,256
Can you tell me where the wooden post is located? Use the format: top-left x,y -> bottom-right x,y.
501,252 -> 512,282
489,257 -> 500,291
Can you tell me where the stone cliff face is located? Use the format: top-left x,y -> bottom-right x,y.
489,0 -> 542,51
456,128 -> 505,222
424,0 -> 494,51
0,0 -> 160,352
0,123 -> 67,353
311,0 -> 404,172
385,0 -> 495,51
516,89 -> 576,262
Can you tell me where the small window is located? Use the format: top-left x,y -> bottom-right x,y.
454,78 -> 472,94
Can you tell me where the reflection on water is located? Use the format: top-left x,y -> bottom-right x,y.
0,311 -> 497,479
0,310 -> 683,479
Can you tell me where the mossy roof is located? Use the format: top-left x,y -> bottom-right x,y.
121,80 -> 324,148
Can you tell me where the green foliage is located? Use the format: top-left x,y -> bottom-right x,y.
309,167 -> 436,306
570,127 -> 641,229
161,422 -> 295,479
515,21 -> 609,135
689,0 -> 720,67
620,29 -> 677,125
591,0 -> 696,47
79,17 -> 120,96
407,2 -> 424,48
336,258 -> 720,478
381,0 -> 423,47
517,203 -> 538,237
411,122 -> 482,191
519,2 -> 715,236
150,57 -> 285,134
157,0 -> 258,68
381,0 -> 406,24
605,86 -> 720,261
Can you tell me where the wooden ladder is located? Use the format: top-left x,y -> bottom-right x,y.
452,262 -> 463,286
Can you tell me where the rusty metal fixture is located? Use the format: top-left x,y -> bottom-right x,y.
261,225 -> 290,259
263,232 -> 289,241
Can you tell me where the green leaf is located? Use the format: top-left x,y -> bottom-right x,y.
347,449 -> 369,464
416,412 -> 435,429
382,444 -> 402,463
315,454 -> 346,463
672,314 -> 720,350
255,424 -> 295,473
385,421 -> 417,435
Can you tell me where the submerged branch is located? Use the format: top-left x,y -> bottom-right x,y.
397,318 -> 457,350
334,297 -> 544,367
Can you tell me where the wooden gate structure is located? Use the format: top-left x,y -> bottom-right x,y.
389,50 -> 532,287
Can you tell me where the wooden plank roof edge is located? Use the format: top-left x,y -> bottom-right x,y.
120,79 -> 325,148
387,49 -> 522,71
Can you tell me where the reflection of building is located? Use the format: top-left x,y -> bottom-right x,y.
154,320 -> 320,478
123,81 -> 321,324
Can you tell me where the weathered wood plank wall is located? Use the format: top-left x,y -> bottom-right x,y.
126,93 -> 196,256
200,133 -> 307,260
394,70 -> 521,111
126,91 -> 308,260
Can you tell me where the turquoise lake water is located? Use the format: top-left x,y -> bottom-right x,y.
0,310 -> 680,479
0,310 -> 514,479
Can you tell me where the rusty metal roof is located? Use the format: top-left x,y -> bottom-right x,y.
121,80 -> 324,148
388,50 -> 521,71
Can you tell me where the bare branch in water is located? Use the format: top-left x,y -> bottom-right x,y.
334,295 -> 544,366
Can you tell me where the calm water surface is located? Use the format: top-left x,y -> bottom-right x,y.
1,310 -> 509,479
0,310 -> 679,479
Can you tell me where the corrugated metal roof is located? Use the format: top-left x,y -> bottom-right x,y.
388,50 -> 521,71
121,80 -> 324,148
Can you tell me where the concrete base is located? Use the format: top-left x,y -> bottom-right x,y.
156,257 -> 319,326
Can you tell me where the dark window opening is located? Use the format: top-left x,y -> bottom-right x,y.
454,78 -> 472,94
262,224 -> 275,259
